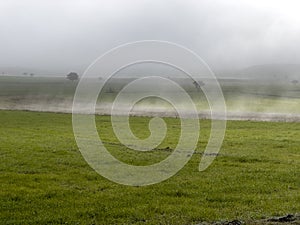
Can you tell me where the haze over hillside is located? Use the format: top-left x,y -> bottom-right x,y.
0,67 -> 64,77
1,64 -> 300,82
239,64 -> 300,80
1,0 -> 300,75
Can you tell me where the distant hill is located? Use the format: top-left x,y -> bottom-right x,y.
0,67 -> 64,77
1,64 -> 299,81
239,64 -> 300,80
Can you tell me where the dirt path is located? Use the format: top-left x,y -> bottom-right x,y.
196,214 -> 300,225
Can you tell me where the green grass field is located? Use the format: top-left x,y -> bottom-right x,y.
0,110 -> 299,224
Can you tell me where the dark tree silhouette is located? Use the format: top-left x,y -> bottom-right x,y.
193,80 -> 205,91
67,72 -> 79,81
30,73 -> 34,77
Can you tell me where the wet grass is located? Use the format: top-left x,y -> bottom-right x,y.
0,110 -> 299,224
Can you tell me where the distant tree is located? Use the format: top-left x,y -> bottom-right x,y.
67,72 -> 79,81
23,72 -> 28,76
291,80 -> 298,85
193,80 -> 205,91
30,73 -> 34,77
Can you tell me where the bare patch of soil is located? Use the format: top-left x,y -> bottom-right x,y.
196,214 -> 300,225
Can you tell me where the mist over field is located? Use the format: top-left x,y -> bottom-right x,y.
1,0 -> 300,72
0,0 -> 299,120
1,1 -> 300,224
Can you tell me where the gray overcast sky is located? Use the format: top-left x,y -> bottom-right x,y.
1,0 -> 300,73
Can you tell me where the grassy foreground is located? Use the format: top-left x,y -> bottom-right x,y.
0,110 -> 299,224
